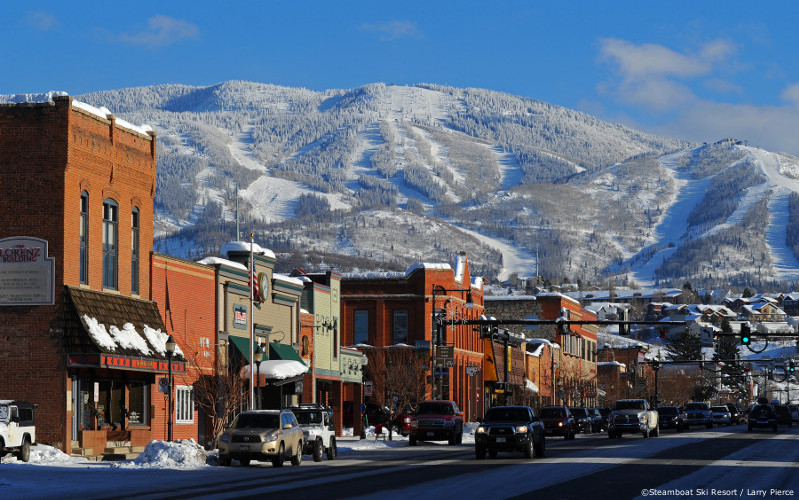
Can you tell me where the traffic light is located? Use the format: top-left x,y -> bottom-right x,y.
740,322 -> 751,346
790,360 -> 795,373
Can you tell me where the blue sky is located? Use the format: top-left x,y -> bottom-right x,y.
3,1 -> 799,155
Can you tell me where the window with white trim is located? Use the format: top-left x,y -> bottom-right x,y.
175,385 -> 194,424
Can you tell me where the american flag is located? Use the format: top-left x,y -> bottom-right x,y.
249,265 -> 264,303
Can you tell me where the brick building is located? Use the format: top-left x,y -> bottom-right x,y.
0,94 -> 184,454
484,292 -> 599,407
340,252 -> 486,422
150,253 -> 216,447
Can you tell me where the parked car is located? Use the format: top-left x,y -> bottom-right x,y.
683,402 -> 713,429
569,407 -> 594,433
748,403 -> 778,432
724,403 -> 742,425
474,406 -> 545,459
0,400 -> 36,462
408,400 -> 464,446
710,405 -> 732,425
539,405 -> 576,439
774,404 -> 793,428
289,403 -> 337,462
218,409 -> 304,467
657,406 -> 687,432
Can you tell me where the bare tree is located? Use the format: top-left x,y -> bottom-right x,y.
187,353 -> 247,446
361,345 -> 430,438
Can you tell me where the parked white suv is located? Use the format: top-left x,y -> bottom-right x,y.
0,400 -> 37,462
290,404 -> 337,462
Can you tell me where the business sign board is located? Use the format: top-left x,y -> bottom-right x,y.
0,237 -> 55,306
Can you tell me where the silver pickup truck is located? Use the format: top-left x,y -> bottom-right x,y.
607,399 -> 659,439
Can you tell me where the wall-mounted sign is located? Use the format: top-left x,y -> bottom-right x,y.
233,304 -> 247,329
0,237 -> 55,306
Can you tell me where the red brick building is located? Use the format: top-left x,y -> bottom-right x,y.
340,252 -> 486,422
150,253 -> 216,447
0,95 -> 184,455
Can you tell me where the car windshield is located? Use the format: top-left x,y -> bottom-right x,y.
614,401 -> 645,411
0,405 -> 7,421
294,411 -> 323,425
658,407 -> 677,415
233,413 -> 280,429
417,403 -> 453,415
711,406 -> 728,412
540,407 -> 565,418
483,408 -> 530,422
685,403 -> 708,411
570,408 -> 587,417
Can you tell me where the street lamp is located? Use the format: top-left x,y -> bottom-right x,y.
253,344 -> 264,410
431,284 -> 474,399
165,334 -> 176,442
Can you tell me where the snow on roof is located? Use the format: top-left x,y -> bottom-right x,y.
405,262 -> 451,274
1,92 -> 154,137
273,273 -> 304,287
526,343 -> 545,357
241,360 -> 307,379
196,256 -> 248,271
220,240 -> 276,259
471,276 -> 483,289
597,361 -> 626,367
83,315 -> 183,357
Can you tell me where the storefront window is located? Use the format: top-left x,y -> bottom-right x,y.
128,380 -> 148,425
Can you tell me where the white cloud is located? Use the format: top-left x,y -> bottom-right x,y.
780,83 -> 799,108
24,11 -> 58,31
359,21 -> 422,41
118,15 -> 199,48
598,38 -> 736,112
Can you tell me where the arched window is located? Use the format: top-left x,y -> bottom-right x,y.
131,207 -> 139,295
103,199 -> 118,290
80,191 -> 89,284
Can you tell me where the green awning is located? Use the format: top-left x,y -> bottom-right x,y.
269,342 -> 308,371
229,335 -> 254,363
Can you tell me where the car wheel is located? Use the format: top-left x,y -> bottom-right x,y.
239,458 -> 251,466
409,435 -> 417,446
523,439 -> 534,459
642,430 -> 648,439
773,424 -> 778,433
748,425 -> 753,432
272,443 -> 285,467
707,422 -> 713,429
290,442 -> 302,466
475,446 -> 486,460
608,431 -> 615,439
326,437 -> 337,460
652,427 -> 659,437
18,438 -> 30,463
313,439 -> 324,462
488,449 -> 498,458
219,454 -> 231,466
456,431 -> 463,445
534,436 -> 545,458
448,432 -> 456,446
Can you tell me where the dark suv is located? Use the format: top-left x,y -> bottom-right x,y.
475,406 -> 545,459
657,406 -> 687,432
539,405 -> 576,439
748,404 -> 778,432
408,400 -> 463,446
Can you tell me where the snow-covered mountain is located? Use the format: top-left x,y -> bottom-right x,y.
76,82 -> 799,288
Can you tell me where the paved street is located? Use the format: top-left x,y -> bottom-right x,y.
9,425 -> 799,500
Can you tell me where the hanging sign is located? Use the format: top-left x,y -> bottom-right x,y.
0,237 -> 55,306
